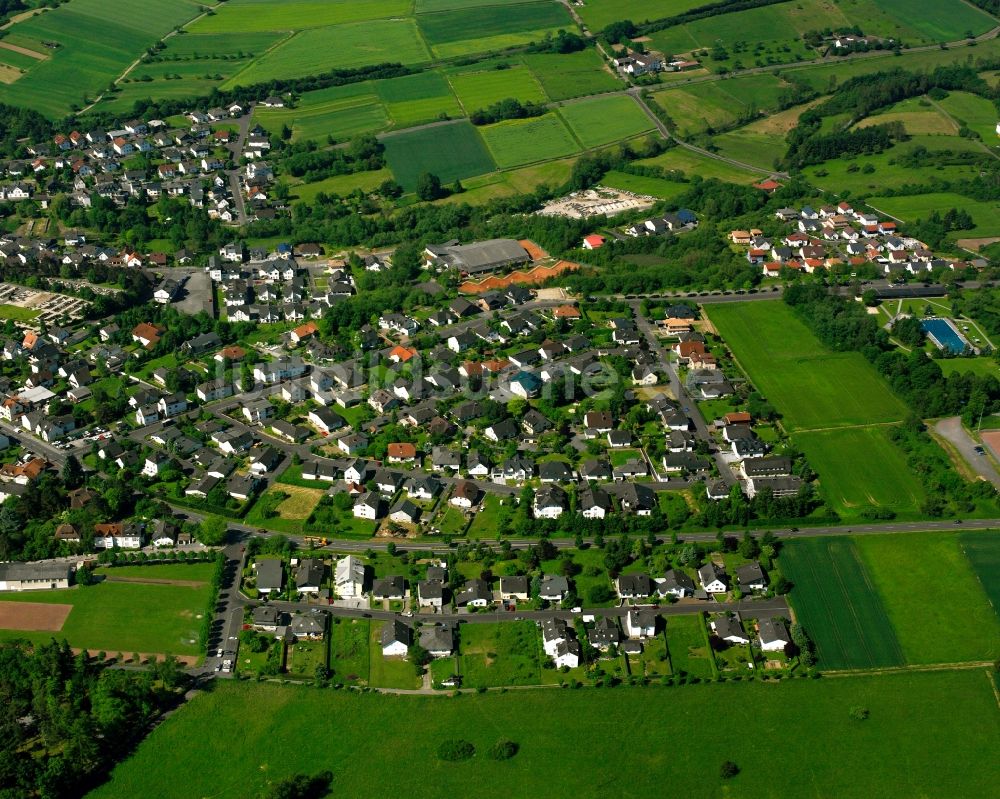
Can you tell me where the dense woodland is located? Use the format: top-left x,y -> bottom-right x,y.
0,640 -> 188,799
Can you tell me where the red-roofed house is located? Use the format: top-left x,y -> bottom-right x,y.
753,179 -> 782,193
387,442 -> 417,463
290,321 -> 319,344
389,345 -> 418,363
582,234 -> 605,250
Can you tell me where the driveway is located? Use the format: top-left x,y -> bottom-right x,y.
934,416 -> 1000,489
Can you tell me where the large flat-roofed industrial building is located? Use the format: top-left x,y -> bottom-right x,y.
424,239 -> 530,275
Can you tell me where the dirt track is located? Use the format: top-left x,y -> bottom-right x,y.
0,600 -> 71,631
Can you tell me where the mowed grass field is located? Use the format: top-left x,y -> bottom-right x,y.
869,192 -> 1000,238
960,531 -> 1000,615
856,532 -> 1000,664
480,113 -> 580,168
0,581 -> 210,657
795,427 -> 925,516
89,671 -> 1000,799
707,301 -> 908,431
0,0 -> 203,117
664,613 -> 714,678
384,120 -> 496,189
780,537 -> 904,670
599,170 -> 690,200
558,95 -> 653,148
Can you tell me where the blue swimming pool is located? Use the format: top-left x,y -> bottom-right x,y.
922,318 -> 968,354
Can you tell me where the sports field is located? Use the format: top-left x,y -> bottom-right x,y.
0,581 -> 210,657
780,537 -> 903,670
383,120 -> 496,189
707,301 -> 908,431
960,531 -> 1000,616
480,113 -> 580,169
558,95 -> 654,148
90,671 -> 1000,799
795,427 -> 925,516
856,532 -> 1000,664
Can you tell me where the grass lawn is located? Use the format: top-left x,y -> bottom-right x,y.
384,120 -> 496,190
466,493 -> 504,539
435,504 -> 470,536
286,639 -> 328,679
459,621 -> 542,687
632,631 -> 672,678
91,670 -> 1000,799
558,95 -> 653,149
598,170 -> 689,201
430,654 -> 461,687
328,618 -> 371,686
707,301 -> 907,431
479,113 -> 580,169
274,485 -> 325,519
795,427 -> 925,517
857,532 -> 1000,664
369,621 -> 421,689
608,447 -> 644,467
0,303 -> 38,322
664,614 -> 715,679
869,192 -> 1000,238
779,537 -> 904,670
0,581 -> 210,657
936,358 -> 1000,379
245,488 -> 320,534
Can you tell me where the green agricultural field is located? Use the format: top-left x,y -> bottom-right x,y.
873,0 -> 996,42
576,0 -> 705,30
290,168 -> 394,202
480,113 -> 580,169
960,531 -> 1000,616
416,0 -> 538,9
459,621 -> 542,687
254,82 -> 390,142
868,193 -> 1000,238
434,157 -> 577,206
0,581 -> 211,658
90,671 -> 1000,799
711,129 -> 787,171
935,91 -> 1000,142
157,31 -> 287,56
647,0 -> 820,69
418,2 -> 572,58
857,532 -> 1000,664
655,75 -> 791,137
599,169 -> 689,200
558,95 -> 653,148
523,48 -> 621,100
779,537 -> 904,670
0,0 -> 203,117
448,64 -> 547,111
795,427 -> 926,517
376,70 -> 463,127
707,301 -> 908,431
384,120 -> 496,190
664,613 -> 714,678
191,0 -> 413,33
226,20 -> 431,86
